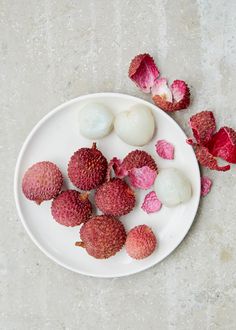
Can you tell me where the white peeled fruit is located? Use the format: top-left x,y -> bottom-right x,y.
154,168 -> 192,207
114,104 -> 155,146
79,103 -> 114,139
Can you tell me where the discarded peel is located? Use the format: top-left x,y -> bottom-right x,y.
152,79 -> 190,112
194,144 -> 230,172
208,127 -> 236,164
128,166 -> 157,190
128,53 -> 160,93
155,139 -> 174,160
141,191 -> 162,213
107,158 -> 128,180
189,111 -> 216,145
201,177 -> 212,197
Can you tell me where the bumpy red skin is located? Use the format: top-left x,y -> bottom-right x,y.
195,145 -> 230,171
51,190 -> 92,227
129,54 -> 160,93
207,127 -> 236,164
122,150 -> 158,173
22,161 -> 63,204
126,225 -> 157,259
79,215 -> 126,259
152,80 -> 190,112
68,144 -> 108,190
189,111 -> 216,145
95,178 -> 135,216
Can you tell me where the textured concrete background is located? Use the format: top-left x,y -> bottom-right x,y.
1,0 -> 236,329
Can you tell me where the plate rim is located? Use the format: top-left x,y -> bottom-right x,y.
14,92 -> 201,278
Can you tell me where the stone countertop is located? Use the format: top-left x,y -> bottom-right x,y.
1,1 -> 236,329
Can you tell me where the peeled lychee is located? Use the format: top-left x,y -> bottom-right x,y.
125,225 -> 157,259
51,190 -> 92,227
154,168 -> 192,207
79,103 -> 114,139
22,161 -> 63,204
114,105 -> 155,146
75,215 -> 126,259
95,178 -> 135,216
68,143 -> 108,190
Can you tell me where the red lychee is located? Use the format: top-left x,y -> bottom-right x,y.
75,215 -> 126,259
22,161 -> 63,204
95,178 -> 135,217
51,190 -> 92,227
68,143 -> 108,190
125,225 -> 157,259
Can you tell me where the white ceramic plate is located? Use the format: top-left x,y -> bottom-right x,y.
14,93 -> 200,278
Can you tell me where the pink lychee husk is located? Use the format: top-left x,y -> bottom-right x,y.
152,79 -> 190,112
128,53 -> 160,93
108,157 -> 128,179
193,143 -> 230,171
207,127 -> 236,164
155,139 -> 175,160
201,177 -> 212,197
189,111 -> 216,146
128,166 -> 157,190
141,191 -> 162,214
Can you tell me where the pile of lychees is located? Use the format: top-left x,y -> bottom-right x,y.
22,143 -> 158,260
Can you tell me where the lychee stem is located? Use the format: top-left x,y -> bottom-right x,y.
35,199 -> 42,205
92,142 -> 97,149
80,192 -> 89,201
75,241 -> 85,248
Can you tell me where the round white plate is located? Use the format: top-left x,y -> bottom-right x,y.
14,93 -> 200,278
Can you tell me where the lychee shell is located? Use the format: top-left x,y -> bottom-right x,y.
95,178 -> 135,216
125,225 -> 157,259
51,190 -> 92,227
78,215 -> 126,259
22,161 -> 63,204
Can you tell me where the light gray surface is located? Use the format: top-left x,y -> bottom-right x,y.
1,0 -> 236,329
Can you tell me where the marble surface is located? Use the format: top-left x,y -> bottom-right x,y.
1,0 -> 236,329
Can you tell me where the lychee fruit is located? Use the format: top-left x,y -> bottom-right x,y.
22,161 -> 63,204
125,225 -> 157,259
75,215 -> 126,259
51,190 -> 92,227
68,143 -> 108,190
122,150 -> 158,173
95,178 -> 135,216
